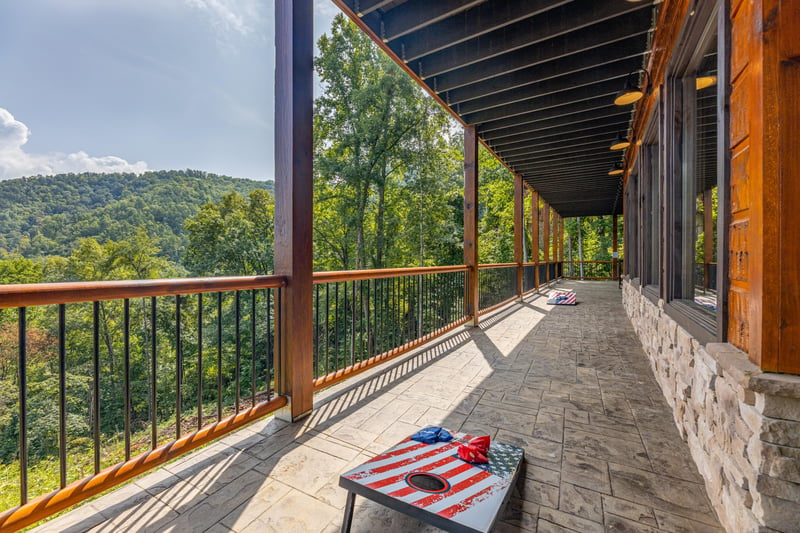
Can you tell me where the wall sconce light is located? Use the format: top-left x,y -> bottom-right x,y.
614,71 -> 650,106
608,162 -> 625,176
610,134 -> 630,151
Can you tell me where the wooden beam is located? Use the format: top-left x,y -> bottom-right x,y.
432,13 -> 652,93
514,174 -> 524,297
464,125 -> 480,326
487,119 -> 631,148
479,100 -> 630,135
532,190 -> 540,288
446,37 -> 648,105
381,0 -> 485,42
543,202 -> 551,283
464,79 -> 624,125
274,0 -> 314,421
414,0 -> 653,79
397,0 -> 567,61
456,61 -> 640,116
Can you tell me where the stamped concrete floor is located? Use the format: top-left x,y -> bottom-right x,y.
33,281 -> 723,533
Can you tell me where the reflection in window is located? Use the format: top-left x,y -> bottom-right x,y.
681,43 -> 718,315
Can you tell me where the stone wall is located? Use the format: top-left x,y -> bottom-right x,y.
622,280 -> 800,532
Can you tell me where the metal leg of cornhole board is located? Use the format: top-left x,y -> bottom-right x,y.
340,491 -> 356,533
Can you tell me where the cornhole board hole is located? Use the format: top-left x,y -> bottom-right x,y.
339,428 -> 524,533
547,289 -> 576,305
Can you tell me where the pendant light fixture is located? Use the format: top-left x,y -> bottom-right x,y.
610,133 -> 631,151
614,71 -> 650,106
608,162 -> 625,176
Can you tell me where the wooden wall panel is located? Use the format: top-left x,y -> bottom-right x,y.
729,0 -> 800,373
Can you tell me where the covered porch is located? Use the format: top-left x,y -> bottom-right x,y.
33,282 -> 721,533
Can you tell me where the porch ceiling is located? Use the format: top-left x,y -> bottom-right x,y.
334,0 -> 660,217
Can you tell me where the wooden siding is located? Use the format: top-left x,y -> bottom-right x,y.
728,0 -> 800,373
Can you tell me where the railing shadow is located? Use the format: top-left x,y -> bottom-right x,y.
41,284 -> 565,532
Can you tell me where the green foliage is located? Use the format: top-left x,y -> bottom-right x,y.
184,190 -> 275,275
313,14 -> 462,271
0,170 -> 272,262
478,147 -> 515,264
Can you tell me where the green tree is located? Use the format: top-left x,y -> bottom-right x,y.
184,190 -> 275,276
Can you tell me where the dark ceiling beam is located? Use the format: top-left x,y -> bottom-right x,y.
381,0 -> 486,42
498,138 -> 617,160
482,115 -> 630,143
431,13 -> 653,93
395,0 -> 569,60
456,64 -> 637,117
509,150 -> 619,169
466,83 -> 623,126
353,0 -> 395,16
519,163 -> 613,177
468,89 -> 630,128
511,153 -> 619,169
411,0 -> 653,79
487,121 -> 630,149
445,37 -> 648,105
479,99 -> 630,134
524,172 -> 621,185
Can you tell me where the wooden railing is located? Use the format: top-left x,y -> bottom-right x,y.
0,262 -> 562,531
0,276 -> 287,532
311,266 -> 469,390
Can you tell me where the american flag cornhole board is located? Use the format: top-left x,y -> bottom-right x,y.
339,428 -> 524,533
547,289 -> 576,305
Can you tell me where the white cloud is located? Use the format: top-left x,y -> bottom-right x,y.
185,0 -> 265,39
0,108 -> 148,181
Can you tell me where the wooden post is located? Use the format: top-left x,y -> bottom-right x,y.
514,174 -> 524,298
464,125 -> 479,326
543,202 -> 550,283
613,214 -> 619,281
703,189 -> 713,292
274,0 -> 314,421
553,212 -> 559,279
532,190 -> 540,289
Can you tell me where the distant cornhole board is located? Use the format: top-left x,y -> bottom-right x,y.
547,289 -> 576,305
338,428 -> 524,533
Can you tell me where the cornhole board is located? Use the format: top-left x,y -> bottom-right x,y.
547,289 -> 576,305
339,428 -> 524,533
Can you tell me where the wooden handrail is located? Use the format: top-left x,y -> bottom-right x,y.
0,276 -> 288,309
477,263 -> 517,270
0,395 -> 288,533
312,265 -> 467,283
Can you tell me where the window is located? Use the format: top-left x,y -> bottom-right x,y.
663,0 -> 724,340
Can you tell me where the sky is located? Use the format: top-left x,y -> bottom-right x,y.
0,0 -> 340,182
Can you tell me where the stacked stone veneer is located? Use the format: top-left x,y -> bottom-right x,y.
623,281 -> 800,532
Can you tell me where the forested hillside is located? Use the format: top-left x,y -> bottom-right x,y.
0,170 -> 272,261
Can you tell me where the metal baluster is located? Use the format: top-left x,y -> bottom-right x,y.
251,289 -> 256,406
124,299 -> 131,460
235,291 -> 241,413
175,295 -> 182,439
266,289 -> 275,394
334,282 -> 339,372
314,284 -> 319,378
217,292 -> 223,421
18,307 -> 28,505
198,293 -> 203,430
150,297 -> 157,449
324,283 -> 329,377
94,302 -> 101,471
58,304 -> 67,488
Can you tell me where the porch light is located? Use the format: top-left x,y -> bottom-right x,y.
614,70 -> 651,106
696,74 -> 717,90
608,162 -> 625,176
610,134 -> 630,151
